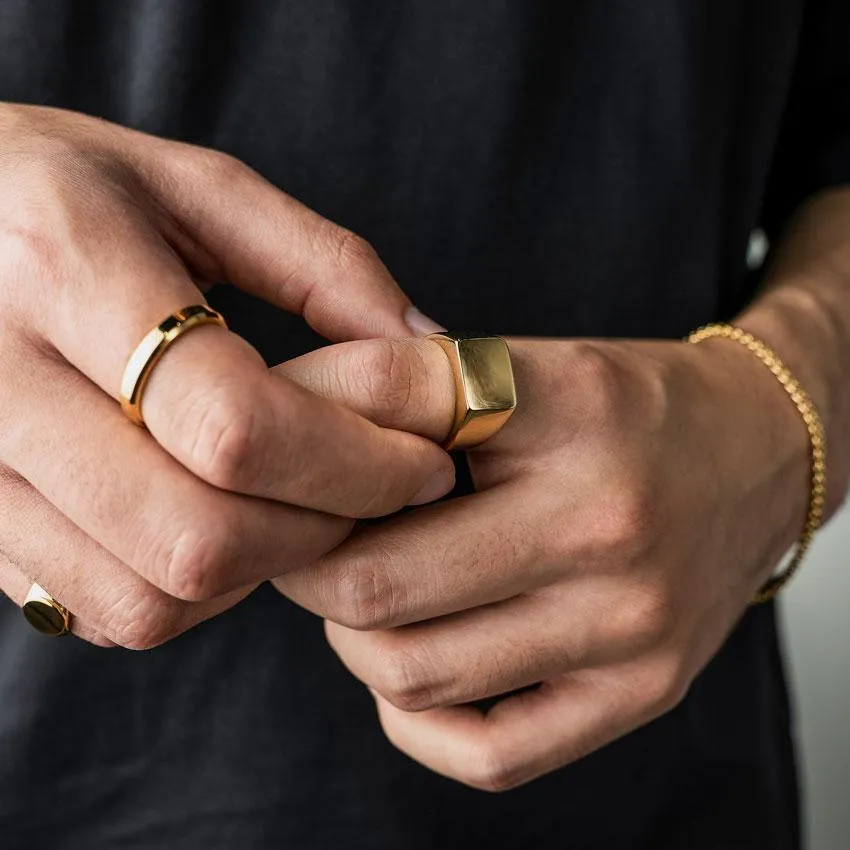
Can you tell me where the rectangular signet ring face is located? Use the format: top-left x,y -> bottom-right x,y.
429,333 -> 517,450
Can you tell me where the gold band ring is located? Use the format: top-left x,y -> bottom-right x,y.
120,305 -> 228,427
23,583 -> 71,637
428,332 -> 517,451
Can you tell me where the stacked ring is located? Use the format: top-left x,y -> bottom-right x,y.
23,583 -> 71,637
119,304 -> 228,427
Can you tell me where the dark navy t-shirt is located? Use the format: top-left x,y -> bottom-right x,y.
0,2 -> 848,848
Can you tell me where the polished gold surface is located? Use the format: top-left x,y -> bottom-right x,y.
120,305 -> 227,426
23,583 -> 71,637
688,323 -> 826,605
429,332 -> 517,451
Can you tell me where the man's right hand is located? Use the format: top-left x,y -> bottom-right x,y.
0,103 -> 453,648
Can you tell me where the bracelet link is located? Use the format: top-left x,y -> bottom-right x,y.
687,323 -> 827,604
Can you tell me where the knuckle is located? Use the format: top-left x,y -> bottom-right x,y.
376,645 -> 441,712
325,226 -> 380,274
641,657 -> 691,717
183,146 -> 248,186
568,343 -> 626,423
109,592 -> 185,651
354,340 -> 415,416
88,633 -> 118,649
611,586 -> 676,651
157,522 -> 237,602
596,480 -> 658,559
331,560 -> 403,630
0,222 -> 64,291
463,744 -> 525,793
188,388 -> 260,491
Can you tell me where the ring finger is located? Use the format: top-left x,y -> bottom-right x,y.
0,347 -> 352,601
15,203 -> 451,518
0,467 -> 252,648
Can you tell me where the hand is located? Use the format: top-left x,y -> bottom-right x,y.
274,333 -> 812,790
0,104 -> 453,647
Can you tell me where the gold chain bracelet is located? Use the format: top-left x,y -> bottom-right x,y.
686,323 -> 827,604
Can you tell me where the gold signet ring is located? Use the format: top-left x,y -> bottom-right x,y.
120,305 -> 228,427
428,332 -> 517,451
23,583 -> 71,636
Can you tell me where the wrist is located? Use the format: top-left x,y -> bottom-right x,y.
686,330 -> 810,572
736,282 -> 849,518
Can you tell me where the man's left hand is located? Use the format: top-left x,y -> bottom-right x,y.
273,333 -> 811,790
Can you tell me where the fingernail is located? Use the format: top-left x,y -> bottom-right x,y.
408,466 -> 455,506
405,306 -> 446,336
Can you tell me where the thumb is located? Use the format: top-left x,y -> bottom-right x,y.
274,338 -> 456,444
140,141 -> 445,341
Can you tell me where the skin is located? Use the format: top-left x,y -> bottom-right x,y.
0,103 -> 454,647
2,103 -> 849,792
272,189 -> 850,791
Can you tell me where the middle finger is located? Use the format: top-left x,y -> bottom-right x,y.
324,577 -> 646,711
1,348 -> 351,601
274,483 -> 565,629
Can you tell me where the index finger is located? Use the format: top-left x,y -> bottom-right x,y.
19,196 -> 454,518
141,327 -> 456,518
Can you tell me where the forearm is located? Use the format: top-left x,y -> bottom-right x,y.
738,186 -> 850,519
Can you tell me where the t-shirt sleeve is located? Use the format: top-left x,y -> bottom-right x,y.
762,0 -> 850,237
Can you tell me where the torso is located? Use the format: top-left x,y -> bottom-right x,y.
0,2 -> 804,847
